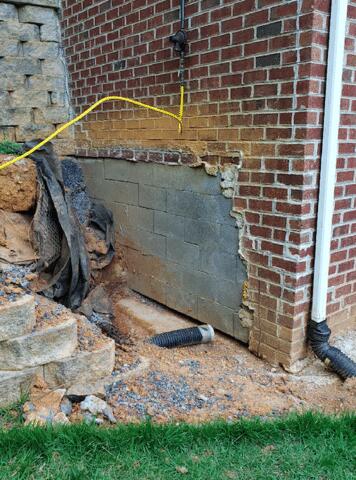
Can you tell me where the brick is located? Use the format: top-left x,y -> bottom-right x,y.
257,21 -> 282,38
256,53 -> 281,67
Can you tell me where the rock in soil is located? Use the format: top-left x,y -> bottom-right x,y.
80,395 -> 116,423
23,377 -> 68,425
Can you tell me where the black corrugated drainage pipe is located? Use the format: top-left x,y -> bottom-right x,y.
149,325 -> 215,349
309,0 -> 356,380
308,321 -> 356,379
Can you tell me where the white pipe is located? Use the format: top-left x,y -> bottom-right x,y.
311,0 -> 348,323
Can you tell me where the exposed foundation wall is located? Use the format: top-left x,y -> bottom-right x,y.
79,156 -> 249,342
61,0 -> 356,367
0,0 -> 72,153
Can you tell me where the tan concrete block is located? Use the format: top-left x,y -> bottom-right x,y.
44,339 -> 115,388
0,318 -> 77,371
0,368 -> 40,408
0,295 -> 35,342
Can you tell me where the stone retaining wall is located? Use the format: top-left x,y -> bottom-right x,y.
0,0 -> 72,153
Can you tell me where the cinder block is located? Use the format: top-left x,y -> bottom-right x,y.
105,158 -> 153,184
219,225 -> 239,254
126,205 -> 154,231
167,190 -> 201,219
154,211 -> 185,238
128,271 -> 167,305
124,247 -> 164,279
150,164 -> 221,195
79,158 -> 104,182
215,280 -> 243,310
166,288 -> 198,318
167,237 -> 200,268
118,224 -> 166,257
200,248 -> 238,282
198,194 -> 234,224
111,202 -> 128,227
139,184 -> 167,211
0,3 -> 17,21
233,313 -> 250,343
18,5 -> 57,25
184,218 -> 219,245
197,298 -> 234,336
88,179 -> 138,206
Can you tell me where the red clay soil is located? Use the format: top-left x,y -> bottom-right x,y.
109,289 -> 356,424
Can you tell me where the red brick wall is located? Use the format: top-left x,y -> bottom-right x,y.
61,0 -> 356,367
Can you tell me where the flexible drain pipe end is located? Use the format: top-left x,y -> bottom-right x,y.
308,321 -> 356,380
149,324 -> 215,349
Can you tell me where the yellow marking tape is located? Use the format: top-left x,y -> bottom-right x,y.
0,86 -> 185,172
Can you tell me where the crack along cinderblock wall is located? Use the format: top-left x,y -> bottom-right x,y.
61,0 -> 356,369
0,0 -> 72,154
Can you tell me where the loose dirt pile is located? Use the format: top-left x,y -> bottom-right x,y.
0,156 -> 37,212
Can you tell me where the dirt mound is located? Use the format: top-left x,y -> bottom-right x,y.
0,155 -> 37,213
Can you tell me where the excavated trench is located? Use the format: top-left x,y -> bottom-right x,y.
0,151 -> 355,425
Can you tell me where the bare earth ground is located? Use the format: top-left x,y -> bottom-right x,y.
106,289 -> 356,424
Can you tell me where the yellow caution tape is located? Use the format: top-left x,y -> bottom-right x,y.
0,85 -> 185,172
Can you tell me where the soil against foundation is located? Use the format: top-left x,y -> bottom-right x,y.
108,289 -> 356,424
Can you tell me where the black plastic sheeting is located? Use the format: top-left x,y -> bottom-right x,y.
24,141 -> 115,310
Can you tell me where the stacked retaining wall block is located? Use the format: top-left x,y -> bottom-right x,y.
80,158 -> 249,343
62,0 -> 356,368
0,0 -> 72,153
0,294 -> 115,408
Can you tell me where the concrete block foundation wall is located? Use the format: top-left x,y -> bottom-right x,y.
61,0 -> 356,368
0,0 -> 72,153
80,156 -> 249,342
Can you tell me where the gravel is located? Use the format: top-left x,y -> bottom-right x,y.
61,159 -> 91,226
0,264 -> 35,304
107,370 -> 218,419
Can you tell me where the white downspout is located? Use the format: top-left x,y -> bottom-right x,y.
311,0 -> 348,323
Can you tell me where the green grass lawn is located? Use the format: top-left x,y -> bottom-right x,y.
0,411 -> 354,480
